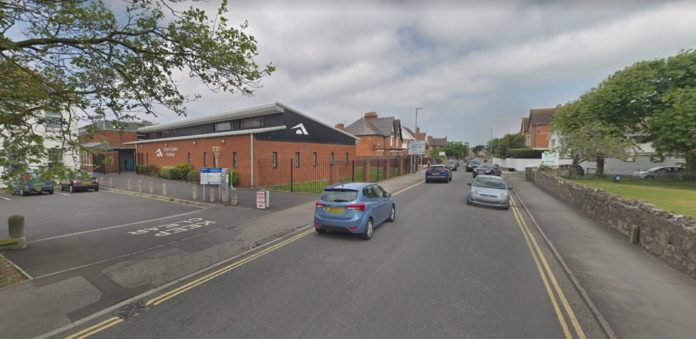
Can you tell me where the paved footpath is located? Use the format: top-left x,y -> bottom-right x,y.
508,173 -> 696,339
0,172 -> 425,339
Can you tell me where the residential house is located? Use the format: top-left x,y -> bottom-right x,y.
525,107 -> 557,149
344,112 -> 405,157
401,126 -> 417,153
426,136 -> 448,158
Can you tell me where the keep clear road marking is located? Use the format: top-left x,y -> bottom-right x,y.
65,178 -> 425,339
510,195 -> 587,339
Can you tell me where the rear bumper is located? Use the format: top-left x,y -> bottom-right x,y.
314,214 -> 367,234
73,184 -> 99,190
426,175 -> 449,182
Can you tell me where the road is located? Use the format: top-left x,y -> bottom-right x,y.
73,171 -> 603,338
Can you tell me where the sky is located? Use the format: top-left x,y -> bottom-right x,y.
159,0 -> 696,145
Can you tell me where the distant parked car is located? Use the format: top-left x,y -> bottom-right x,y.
426,164 -> 452,183
314,183 -> 396,240
473,163 -> 501,178
632,166 -> 684,180
558,164 -> 585,176
12,171 -> 54,196
467,175 -> 511,209
446,160 -> 459,171
60,172 -> 100,192
466,158 -> 481,172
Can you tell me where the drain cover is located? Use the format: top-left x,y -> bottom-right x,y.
113,300 -> 150,320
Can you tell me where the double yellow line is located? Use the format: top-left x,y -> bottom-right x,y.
66,227 -> 314,339
510,195 -> 586,339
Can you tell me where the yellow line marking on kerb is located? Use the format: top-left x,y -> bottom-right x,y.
65,316 -> 123,339
510,196 -> 586,339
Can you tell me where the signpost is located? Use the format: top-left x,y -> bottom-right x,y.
541,151 -> 560,167
200,168 -> 229,202
256,191 -> 269,209
407,141 -> 426,155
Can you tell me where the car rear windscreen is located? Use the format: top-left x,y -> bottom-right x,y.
321,189 -> 359,202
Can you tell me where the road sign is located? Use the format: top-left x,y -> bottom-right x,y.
200,167 -> 224,185
256,191 -> 269,209
408,141 -> 426,155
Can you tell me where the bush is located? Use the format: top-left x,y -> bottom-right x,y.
229,170 -> 240,187
158,166 -> 176,179
175,163 -> 193,180
136,165 -> 146,174
187,170 -> 200,183
507,148 -> 544,159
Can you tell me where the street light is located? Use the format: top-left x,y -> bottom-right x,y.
415,107 -> 423,130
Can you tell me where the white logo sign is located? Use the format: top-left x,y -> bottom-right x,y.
291,123 -> 309,135
155,148 -> 164,157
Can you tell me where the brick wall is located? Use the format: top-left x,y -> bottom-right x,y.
81,130 -> 137,148
530,125 -> 552,149
533,172 -> 696,279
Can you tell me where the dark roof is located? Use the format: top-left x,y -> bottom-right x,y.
344,116 -> 402,137
427,136 -> 448,147
521,117 -> 530,133
528,108 -> 557,127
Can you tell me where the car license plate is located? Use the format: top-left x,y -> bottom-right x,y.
326,207 -> 344,214
431,173 -> 439,176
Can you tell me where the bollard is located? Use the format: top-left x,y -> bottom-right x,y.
192,185 -> 198,200
162,183 -> 167,196
209,187 -> 215,203
149,182 -> 154,194
230,187 -> 238,206
109,177 -> 113,188
127,179 -> 132,191
138,180 -> 142,192
8,214 -> 26,249
100,177 -> 105,186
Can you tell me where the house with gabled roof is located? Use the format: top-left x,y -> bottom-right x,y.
525,107 -> 557,149
344,112 -> 404,157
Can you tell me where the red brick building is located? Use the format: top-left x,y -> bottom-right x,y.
79,121 -> 147,173
521,108 -> 557,149
343,112 -> 405,157
128,102 -> 358,187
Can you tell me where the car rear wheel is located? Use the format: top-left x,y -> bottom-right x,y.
94,187 -> 99,192
362,218 -> 373,240
645,175 -> 655,180
387,205 -> 396,222
48,190 -> 54,195
315,228 -> 327,234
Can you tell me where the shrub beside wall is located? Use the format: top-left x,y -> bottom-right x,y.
533,171 -> 696,279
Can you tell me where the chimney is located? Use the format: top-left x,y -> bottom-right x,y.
364,112 -> 378,119
416,127 -> 421,134
335,123 -> 345,130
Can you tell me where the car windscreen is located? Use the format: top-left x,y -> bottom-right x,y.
430,166 -> 445,170
473,177 -> 507,189
321,189 -> 359,203
478,164 -> 493,169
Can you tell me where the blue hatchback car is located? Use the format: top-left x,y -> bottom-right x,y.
12,171 -> 54,196
314,183 -> 396,240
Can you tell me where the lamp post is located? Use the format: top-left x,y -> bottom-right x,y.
415,107 -> 423,130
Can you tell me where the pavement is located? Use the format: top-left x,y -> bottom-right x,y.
507,173 -> 696,339
99,172 -> 317,210
0,170 -> 428,339
59,171 -> 605,339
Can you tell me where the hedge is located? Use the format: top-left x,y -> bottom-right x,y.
158,166 -> 177,179
507,148 -> 544,159
187,170 -> 199,183
229,170 -> 240,187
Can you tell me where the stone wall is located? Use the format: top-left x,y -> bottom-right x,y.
533,171 -> 696,279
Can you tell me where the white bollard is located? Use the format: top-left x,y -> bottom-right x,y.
192,185 -> 198,200
138,180 -> 142,192
209,187 -> 215,203
109,177 -> 113,188
230,187 -> 238,206
162,183 -> 167,196
149,182 -> 154,194
127,179 -> 132,190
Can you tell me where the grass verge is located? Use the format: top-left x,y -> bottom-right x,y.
0,253 -> 25,288
576,177 -> 696,218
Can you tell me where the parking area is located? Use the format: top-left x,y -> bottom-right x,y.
0,189 -> 270,279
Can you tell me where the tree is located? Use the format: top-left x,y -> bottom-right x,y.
445,141 -> 469,159
490,133 -> 526,158
471,144 -> 486,156
0,0 -> 274,181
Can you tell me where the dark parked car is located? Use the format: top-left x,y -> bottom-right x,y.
466,158 -> 481,172
12,171 -> 54,196
61,172 -> 100,192
473,163 -> 501,177
446,160 -> 459,171
425,164 -> 452,183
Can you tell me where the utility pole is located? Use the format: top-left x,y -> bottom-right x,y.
489,128 -> 493,160
415,107 -> 423,130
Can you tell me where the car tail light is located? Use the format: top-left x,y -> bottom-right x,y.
349,226 -> 359,231
426,169 -> 431,175
72,180 -> 78,184
315,202 -> 326,208
346,203 -> 366,212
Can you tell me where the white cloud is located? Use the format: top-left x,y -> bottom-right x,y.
154,0 -> 696,145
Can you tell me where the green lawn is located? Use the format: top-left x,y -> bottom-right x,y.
270,180 -> 329,194
575,178 -> 696,218
353,166 -> 399,182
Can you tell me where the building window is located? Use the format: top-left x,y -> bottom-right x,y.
203,152 -> 207,167
295,152 -> 300,168
232,152 -> 238,168
272,152 -> 277,168
187,152 -> 191,164
345,152 -> 349,165
312,152 -> 317,167
213,153 -> 219,168
331,152 -> 335,161
390,136 -> 394,147
215,122 -> 231,132
241,117 -> 262,129
45,113 -> 61,129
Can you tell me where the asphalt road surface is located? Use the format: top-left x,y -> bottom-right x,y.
76,171 -> 603,338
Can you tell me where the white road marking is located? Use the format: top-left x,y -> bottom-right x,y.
31,209 -> 208,243
0,196 -> 11,201
58,192 -> 70,196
